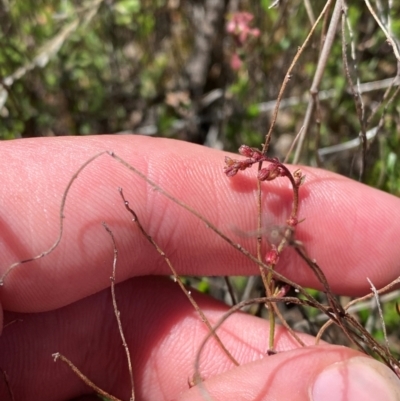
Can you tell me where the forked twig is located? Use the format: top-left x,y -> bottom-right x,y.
118,188 -> 239,367
52,353 -> 123,401
316,276 -> 400,344
364,0 -> 400,62
102,222 -> 135,401
193,295 -> 327,400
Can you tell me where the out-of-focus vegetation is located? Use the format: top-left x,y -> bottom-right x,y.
1,1 -> 399,195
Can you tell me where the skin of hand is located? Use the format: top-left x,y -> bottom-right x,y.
0,135 -> 400,401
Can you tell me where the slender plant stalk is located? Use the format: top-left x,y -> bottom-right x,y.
52,353 -> 123,401
102,222 -> 135,401
119,188 -> 239,367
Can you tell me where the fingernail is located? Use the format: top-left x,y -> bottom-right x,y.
311,357 -> 400,401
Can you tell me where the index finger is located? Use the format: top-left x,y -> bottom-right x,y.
0,135 -> 399,312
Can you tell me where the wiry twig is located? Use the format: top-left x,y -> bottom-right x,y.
194,295 -> 327,400
316,290 -> 400,322
118,188 -> 239,367
0,151 -> 108,286
341,4 -> 367,180
109,152 -> 320,310
364,0 -> 400,62
52,353 -> 123,401
367,278 -> 390,353
1,369 -> 15,401
102,222 -> 135,401
316,277 -> 400,342
293,0 -> 342,164
264,0 -> 334,153
223,276 -> 237,305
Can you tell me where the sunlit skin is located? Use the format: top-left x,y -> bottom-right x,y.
0,136 -> 400,400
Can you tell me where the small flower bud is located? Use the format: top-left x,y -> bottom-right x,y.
224,157 -> 240,176
238,145 -> 253,157
239,159 -> 253,170
293,169 -> 305,186
224,156 -> 235,166
265,246 -> 279,265
258,167 -> 271,181
275,284 -> 291,298
251,150 -> 264,162
224,165 -> 238,177
286,216 -> 298,227
258,163 -> 283,181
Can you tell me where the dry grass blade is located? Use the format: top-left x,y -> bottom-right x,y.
52,353 -> 123,401
118,188 -> 239,367
102,222 -> 135,401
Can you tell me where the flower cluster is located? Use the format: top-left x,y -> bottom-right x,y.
226,12 -> 260,46
224,144 -> 305,271
224,145 -> 287,182
226,12 -> 260,70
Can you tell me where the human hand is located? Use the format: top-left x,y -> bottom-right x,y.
0,135 -> 399,400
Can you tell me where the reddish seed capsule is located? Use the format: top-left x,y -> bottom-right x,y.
225,156 -> 235,166
258,167 -> 271,181
275,284 -> 291,297
265,246 -> 279,265
224,166 -> 238,177
258,163 -> 282,181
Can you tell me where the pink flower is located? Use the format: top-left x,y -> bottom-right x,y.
230,52 -> 243,70
265,246 -> 279,266
226,12 -> 260,46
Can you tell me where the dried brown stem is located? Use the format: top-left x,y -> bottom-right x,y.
118,188 -> 239,367
293,0 -> 341,164
316,276 -> 400,343
109,152 -> 320,309
364,0 -> 400,62
102,222 -> 135,401
341,7 -> 367,180
0,151 -> 108,286
194,295 -> 327,400
366,278 -> 390,354
223,276 -> 237,305
52,353 -> 123,401
1,369 -> 15,401
263,0 -> 334,153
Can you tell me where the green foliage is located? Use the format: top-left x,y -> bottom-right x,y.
1,0 -> 399,192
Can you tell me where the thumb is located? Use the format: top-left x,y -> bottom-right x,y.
178,346 -> 400,401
